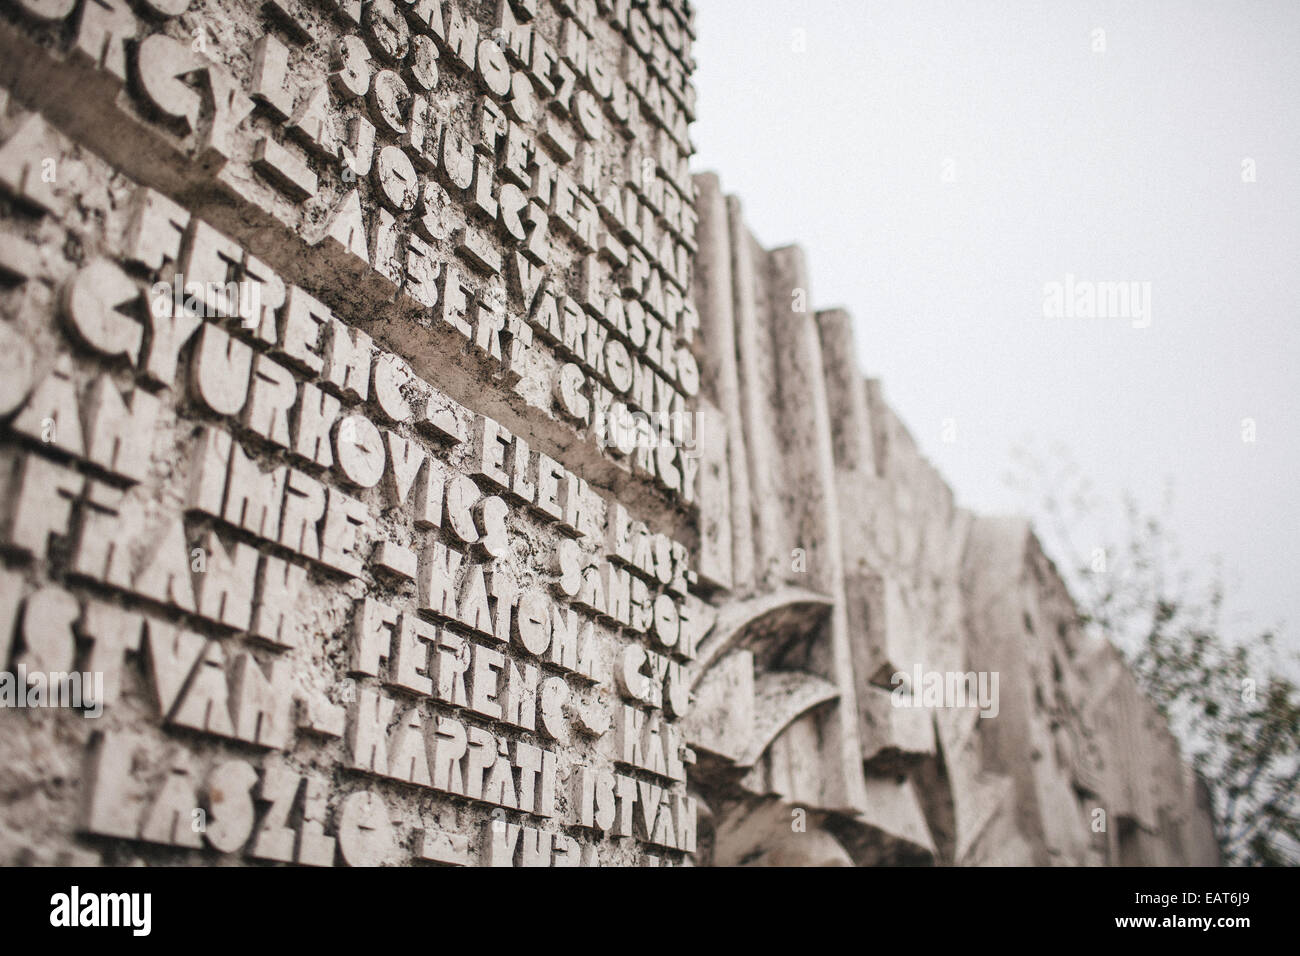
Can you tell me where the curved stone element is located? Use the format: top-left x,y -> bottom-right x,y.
710,795 -> 856,867
738,670 -> 840,767
692,585 -> 834,686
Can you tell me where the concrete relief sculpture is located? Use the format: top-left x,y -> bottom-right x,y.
0,0 -> 1216,868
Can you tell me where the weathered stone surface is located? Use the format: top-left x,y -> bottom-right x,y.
0,0 -> 702,868
0,0 -> 1213,868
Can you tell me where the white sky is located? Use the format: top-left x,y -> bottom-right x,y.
691,0 -> 1300,659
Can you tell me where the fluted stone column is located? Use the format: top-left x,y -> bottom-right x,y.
764,244 -> 867,815
692,173 -> 754,592
727,197 -> 786,588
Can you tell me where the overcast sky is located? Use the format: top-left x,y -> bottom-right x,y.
691,0 -> 1300,659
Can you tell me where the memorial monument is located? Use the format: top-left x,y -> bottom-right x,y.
0,0 -> 1218,866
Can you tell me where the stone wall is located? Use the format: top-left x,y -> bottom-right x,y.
0,0 -> 1216,866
